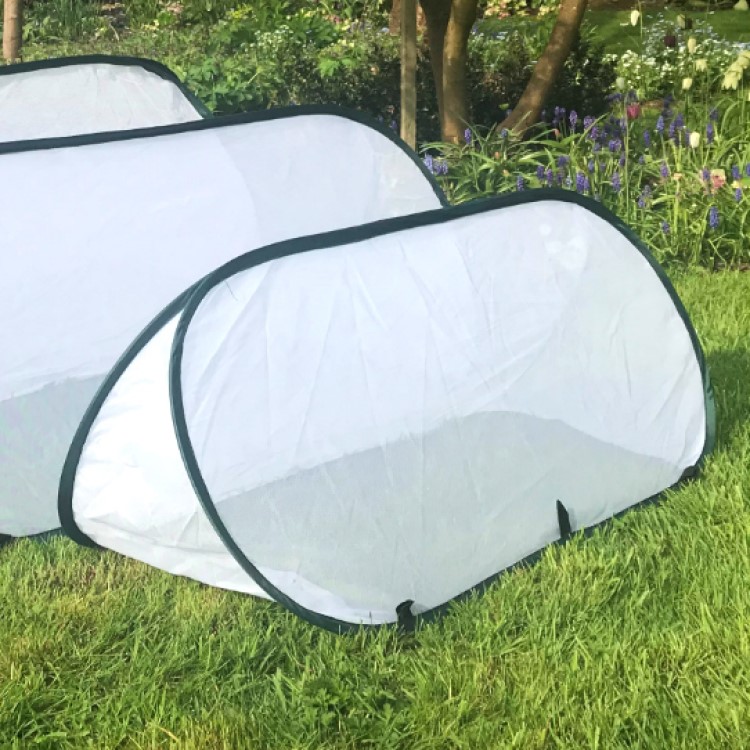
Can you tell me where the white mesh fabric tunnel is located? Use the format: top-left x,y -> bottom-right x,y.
0,105 -> 445,542
0,55 -> 209,142
60,191 -> 715,631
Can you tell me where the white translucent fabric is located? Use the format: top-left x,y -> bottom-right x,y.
72,198 -> 707,626
0,111 -> 442,537
0,59 -> 203,142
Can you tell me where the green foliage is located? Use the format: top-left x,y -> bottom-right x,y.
427,94 -> 750,269
19,0 -> 109,43
2,278 -> 750,747
177,0 -> 243,25
175,14 -> 614,139
481,0 -> 561,20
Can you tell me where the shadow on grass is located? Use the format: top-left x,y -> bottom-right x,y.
706,347 -> 750,448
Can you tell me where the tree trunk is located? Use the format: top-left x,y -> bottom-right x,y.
418,0 -> 452,135
391,0 -> 427,34
441,0 -> 478,143
3,0 -> 23,62
499,0 -> 588,137
400,0 -> 417,148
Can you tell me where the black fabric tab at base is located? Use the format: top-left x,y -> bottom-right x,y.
396,600 -> 417,633
557,500 -> 572,541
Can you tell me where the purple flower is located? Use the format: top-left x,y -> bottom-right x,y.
638,155 -> 645,164
464,128 -> 472,145
587,159 -> 595,173
746,163 -> 750,177
564,176 -> 573,189
583,115 -> 595,132
516,174 -> 525,191
735,188 -> 743,202
569,110 -> 578,131
709,108 -> 719,121
709,206 -> 720,229
584,176 -> 590,192
619,153 -> 626,167
390,120 -> 398,131
644,130 -> 651,148
608,139 -> 622,153
656,116 -> 665,134
706,122 -> 714,145
576,172 -> 586,193
660,161 -> 669,178
668,121 -> 676,141
546,168 -> 554,187
536,164 -> 545,181
500,128 -> 509,139
661,221 -> 670,234
612,172 -> 621,193
701,168 -> 710,182
593,142 -> 602,153
674,113 -> 684,129
558,155 -> 570,168
732,165 -> 741,181
423,154 -> 434,173
590,125 -> 600,141
637,194 -> 646,208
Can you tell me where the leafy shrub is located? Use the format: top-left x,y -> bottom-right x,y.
20,0 -> 107,42
179,12 -> 614,141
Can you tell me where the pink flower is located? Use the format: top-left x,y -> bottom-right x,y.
626,103 -> 642,120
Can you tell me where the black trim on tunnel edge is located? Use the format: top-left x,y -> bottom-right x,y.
168,187 -> 716,634
0,54 -> 212,120
0,96 -> 447,208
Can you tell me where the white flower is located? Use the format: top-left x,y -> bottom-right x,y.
722,71 -> 741,89
689,132 -> 701,148
630,9 -> 640,25
695,58 -> 708,72
687,37 -> 697,54
616,76 -> 626,90
682,77 -> 693,90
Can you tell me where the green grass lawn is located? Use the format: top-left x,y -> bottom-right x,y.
1,270 -> 749,748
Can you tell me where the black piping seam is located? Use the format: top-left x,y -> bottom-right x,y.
0,54 -> 212,120
0,101 -> 447,206
168,187 -> 716,634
